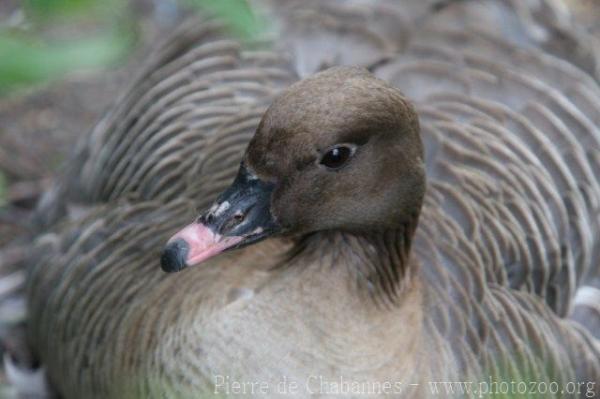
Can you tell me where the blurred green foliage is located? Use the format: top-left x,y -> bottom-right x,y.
0,0 -> 134,94
0,30 -> 134,93
23,0 -> 116,19
184,0 -> 263,38
0,0 -> 260,95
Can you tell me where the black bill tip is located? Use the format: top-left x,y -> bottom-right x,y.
160,238 -> 189,273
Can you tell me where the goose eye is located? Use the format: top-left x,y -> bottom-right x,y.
319,145 -> 354,169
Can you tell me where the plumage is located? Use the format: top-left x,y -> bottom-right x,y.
14,0 -> 600,398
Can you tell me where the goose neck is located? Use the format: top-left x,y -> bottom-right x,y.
289,218 -> 419,303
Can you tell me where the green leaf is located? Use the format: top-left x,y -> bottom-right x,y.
25,0 -> 97,15
182,0 -> 264,39
0,28 -> 134,93
24,0 -> 123,21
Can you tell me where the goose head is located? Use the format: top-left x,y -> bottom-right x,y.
161,66 -> 425,272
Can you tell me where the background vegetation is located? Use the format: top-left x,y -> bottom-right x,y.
0,0 -> 260,92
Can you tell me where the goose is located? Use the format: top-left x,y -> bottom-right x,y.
11,0 -> 600,398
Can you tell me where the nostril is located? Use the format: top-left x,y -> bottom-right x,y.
233,212 -> 244,222
199,213 -> 214,225
220,211 -> 246,234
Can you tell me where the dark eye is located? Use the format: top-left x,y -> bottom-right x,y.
319,145 -> 354,169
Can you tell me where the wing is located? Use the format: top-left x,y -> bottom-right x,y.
372,0 -> 600,335
33,17 -> 297,230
